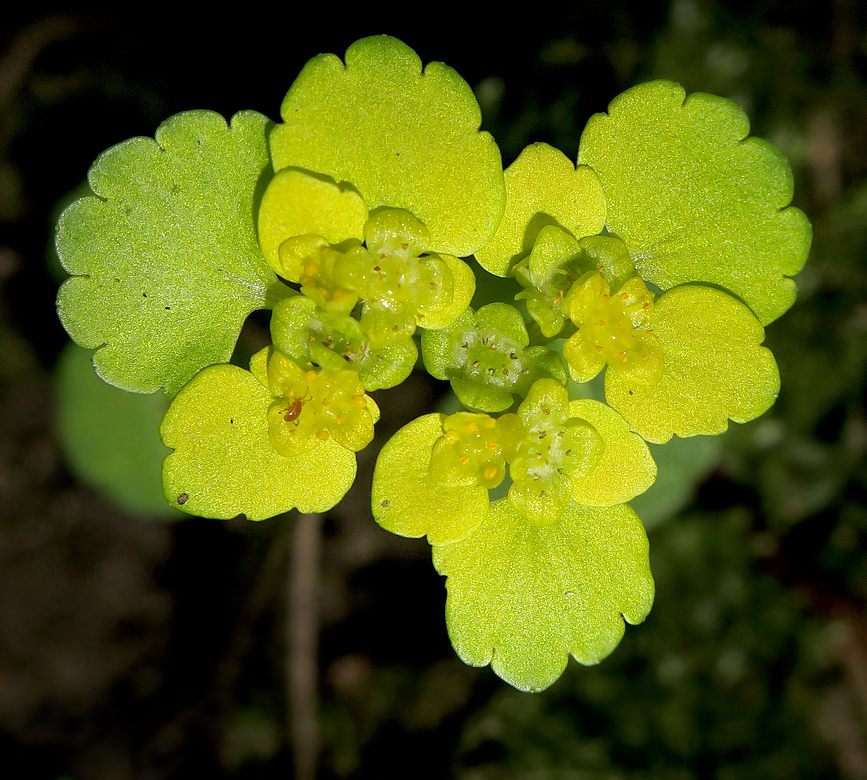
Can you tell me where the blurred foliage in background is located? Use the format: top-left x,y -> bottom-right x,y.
1,1 -> 866,778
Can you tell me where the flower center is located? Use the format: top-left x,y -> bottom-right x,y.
563,272 -> 663,385
278,208 -> 455,348
264,351 -> 373,454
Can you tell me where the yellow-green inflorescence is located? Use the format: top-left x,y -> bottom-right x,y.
428,381 -> 605,527
563,270 -> 662,385
263,349 -> 374,455
56,34 -> 811,694
278,208 -> 461,349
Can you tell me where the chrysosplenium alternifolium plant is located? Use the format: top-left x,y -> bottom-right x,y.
55,36 -> 810,692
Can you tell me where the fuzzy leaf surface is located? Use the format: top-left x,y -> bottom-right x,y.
578,81 -> 811,325
270,35 -> 505,257
568,399 -> 656,507
433,499 -> 654,692
475,143 -> 606,276
161,362 -> 357,520
605,284 -> 780,443
56,110 -> 278,396
372,413 -> 489,545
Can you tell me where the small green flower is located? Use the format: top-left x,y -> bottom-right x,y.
258,171 -> 476,351
562,263 -> 662,386
421,302 -> 567,412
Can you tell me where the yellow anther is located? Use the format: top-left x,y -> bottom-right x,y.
459,455 -> 470,465
445,430 -> 460,444
464,421 -> 478,434
332,288 -> 346,299
620,292 -> 629,300
351,395 -> 367,409
619,352 -> 628,362
316,429 -> 330,442
483,465 -> 499,481
304,262 -> 318,277
304,370 -> 318,383
487,441 -> 498,450
336,415 -> 346,424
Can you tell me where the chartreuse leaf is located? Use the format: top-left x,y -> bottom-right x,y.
258,168 -> 367,276
605,285 -> 779,444
372,413 -> 489,545
577,80 -> 811,325
56,343 -> 180,519
567,398 -> 656,507
161,348 -> 375,520
433,498 -> 654,692
56,110 -> 280,396
270,35 -> 505,257
475,143 -> 606,277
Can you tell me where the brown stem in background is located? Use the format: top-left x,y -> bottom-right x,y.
288,512 -> 322,780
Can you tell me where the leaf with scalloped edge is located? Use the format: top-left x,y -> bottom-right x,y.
258,168 -> 368,277
605,284 -> 779,444
433,498 -> 653,692
161,353 -> 377,520
577,80 -> 810,325
372,413 -> 489,545
475,143 -> 606,277
270,35 -> 505,257
568,398 -> 656,507
57,110 -> 281,396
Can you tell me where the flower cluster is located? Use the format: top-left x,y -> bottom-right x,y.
55,36 -> 810,692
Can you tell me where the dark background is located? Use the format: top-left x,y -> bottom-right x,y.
2,2 -> 867,778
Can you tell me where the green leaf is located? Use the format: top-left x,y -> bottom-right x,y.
56,110 -> 279,396
258,167 -> 368,276
161,362 -> 357,520
577,81 -> 811,325
433,498 -> 654,692
567,398 -> 656,507
270,35 -> 505,257
475,143 -> 606,277
371,414 -> 489,545
56,343 -> 180,519
605,284 -> 780,444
